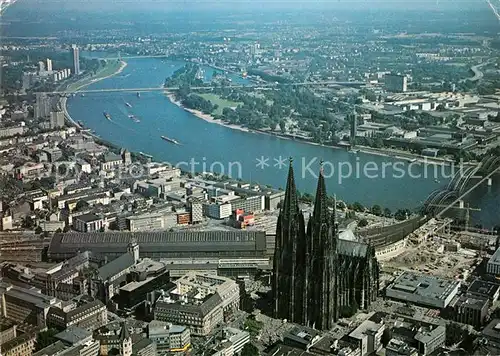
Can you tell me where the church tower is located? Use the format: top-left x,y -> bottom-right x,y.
119,321 -> 133,356
127,238 -> 140,264
272,158 -> 307,323
306,163 -> 338,330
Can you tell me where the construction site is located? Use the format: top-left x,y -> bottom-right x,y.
381,217 -> 491,281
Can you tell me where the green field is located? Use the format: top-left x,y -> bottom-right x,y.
66,60 -> 123,92
198,93 -> 242,115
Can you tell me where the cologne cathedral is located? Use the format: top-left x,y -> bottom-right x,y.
272,159 -> 379,330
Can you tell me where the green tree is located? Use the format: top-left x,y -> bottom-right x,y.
394,209 -> 411,221
22,216 -> 35,229
358,219 -> 369,227
383,208 -> 392,217
352,202 -> 364,212
241,343 -> 259,356
244,317 -> 263,338
35,226 -> 43,234
279,120 -> 286,133
371,205 -> 382,216
75,200 -> 89,212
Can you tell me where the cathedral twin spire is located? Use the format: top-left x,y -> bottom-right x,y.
273,158 -> 338,328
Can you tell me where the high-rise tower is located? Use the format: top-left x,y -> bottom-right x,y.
71,44 -> 80,75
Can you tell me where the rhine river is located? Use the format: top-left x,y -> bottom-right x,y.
66,57 -> 499,228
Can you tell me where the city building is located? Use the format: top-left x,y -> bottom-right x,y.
33,340 -> 97,356
414,325 -> 446,355
115,259 -> 170,312
50,111 -> 65,129
273,160 -> 379,329
154,272 -> 240,335
482,318 -> 500,347
221,327 -> 250,354
283,326 -> 321,351
47,298 -> 108,331
0,280 -> 61,327
35,93 -> 51,119
467,278 -> 500,302
487,247 -> 500,275
71,44 -> 80,75
73,213 -> 105,232
446,294 -> 489,328
208,327 -> 250,356
0,124 -> 25,138
100,152 -> 123,171
147,320 -> 191,353
386,339 -> 418,356
52,326 -> 100,356
384,74 -> 408,92
231,195 -> 265,213
203,202 -> 232,219
43,147 -> 63,162
189,199 -> 203,224
385,272 -> 460,309
46,58 -> 53,72
347,320 -> 385,356
2,252 -> 91,299
350,110 -> 358,145
0,328 -> 37,356
126,212 -> 177,232
94,321 -> 155,356
38,60 -> 46,74
177,212 -> 190,225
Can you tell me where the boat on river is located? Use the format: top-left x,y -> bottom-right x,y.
161,135 -> 180,145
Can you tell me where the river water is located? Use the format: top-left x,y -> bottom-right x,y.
66,57 -> 499,227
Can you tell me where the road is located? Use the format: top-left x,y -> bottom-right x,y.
462,59 -> 494,83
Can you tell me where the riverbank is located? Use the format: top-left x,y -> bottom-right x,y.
62,60 -> 127,128
165,92 -> 456,166
66,60 -> 127,92
166,93 -> 251,133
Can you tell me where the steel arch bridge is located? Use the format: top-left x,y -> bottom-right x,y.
422,155 -> 500,215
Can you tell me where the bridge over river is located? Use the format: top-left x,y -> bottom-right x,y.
423,155 -> 500,219
39,80 -> 367,95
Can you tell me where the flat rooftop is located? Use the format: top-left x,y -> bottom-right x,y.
0,282 -> 59,309
468,279 -> 500,299
120,277 -> 155,292
130,258 -> 166,274
387,272 -> 460,302
349,320 -> 384,340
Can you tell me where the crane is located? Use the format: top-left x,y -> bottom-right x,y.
427,202 -> 481,232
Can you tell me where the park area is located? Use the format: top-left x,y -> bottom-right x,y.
198,93 -> 241,115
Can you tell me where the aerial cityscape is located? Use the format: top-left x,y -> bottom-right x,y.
0,0 -> 500,355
